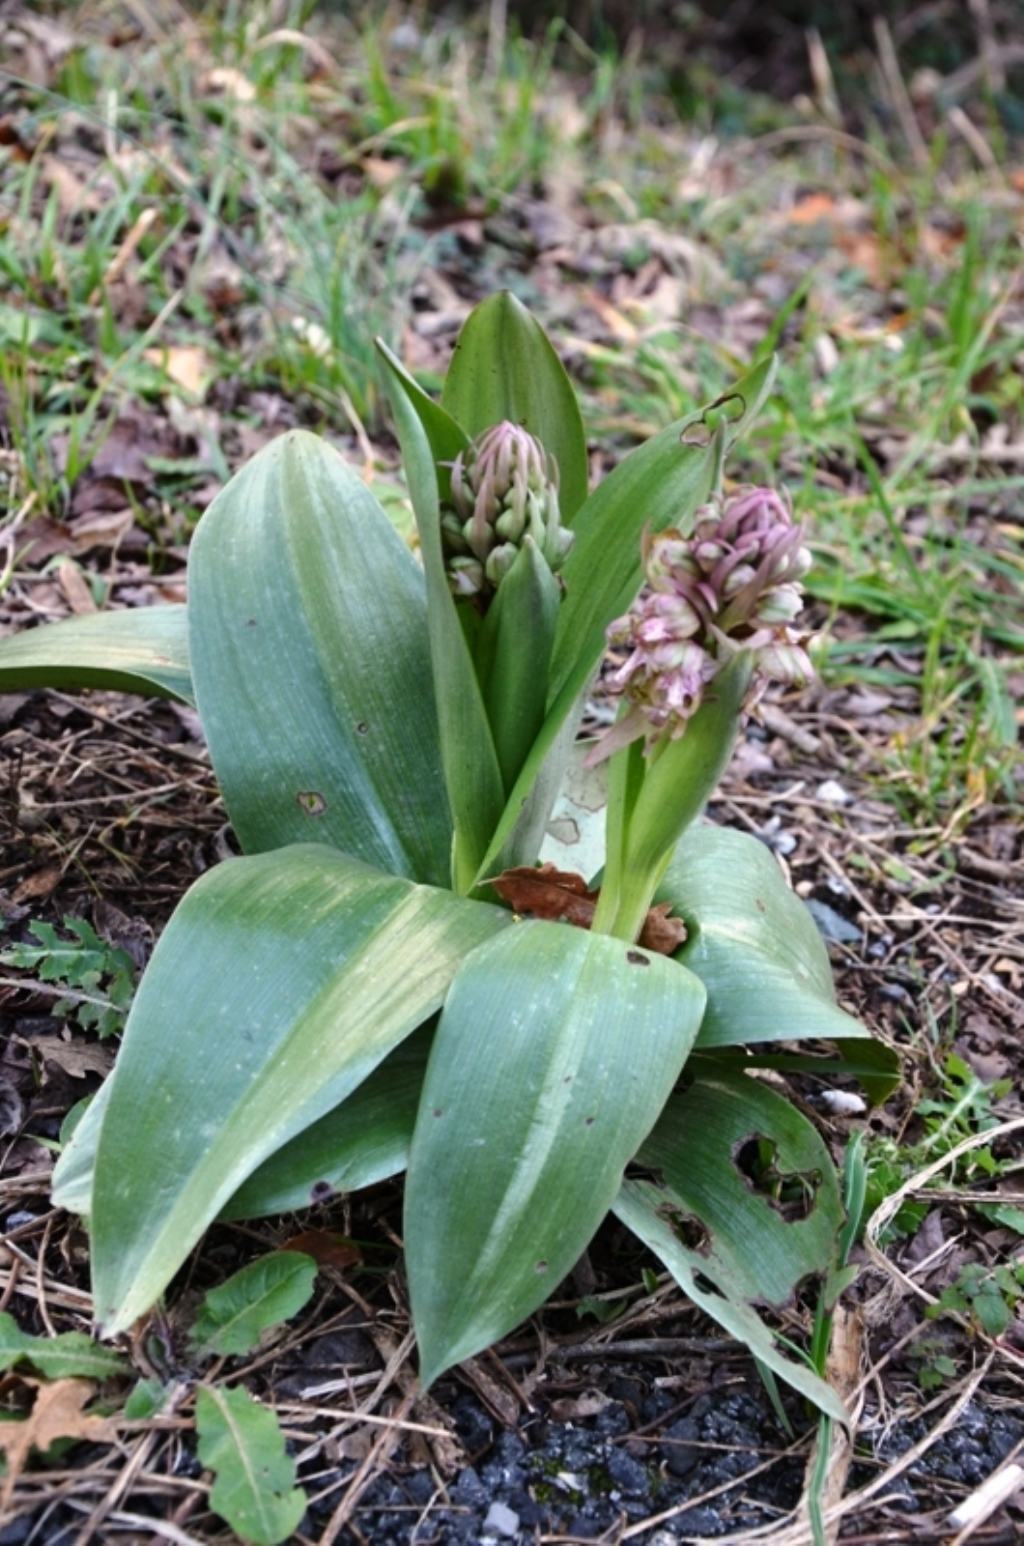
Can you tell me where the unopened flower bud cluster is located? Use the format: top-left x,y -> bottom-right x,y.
602,486 -> 815,754
441,422 -> 573,598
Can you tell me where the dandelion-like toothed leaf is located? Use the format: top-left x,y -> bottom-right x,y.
90,845 -> 509,1334
0,604 -> 192,703
189,430 -> 451,885
405,922 -> 706,1387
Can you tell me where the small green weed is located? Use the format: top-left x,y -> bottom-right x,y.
0,916 -> 136,1038
926,1260 -> 1024,1339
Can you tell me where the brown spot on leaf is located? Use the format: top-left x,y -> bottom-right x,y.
296,790 -> 327,816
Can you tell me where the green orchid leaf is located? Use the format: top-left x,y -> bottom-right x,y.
223,1029 -> 430,1219
0,1311 -> 129,1381
379,347 -> 505,891
52,1031 -> 431,1224
374,340 -> 468,503
190,1252 -> 317,1357
659,823 -> 874,1049
90,845 -> 508,1335
475,356 -> 777,886
637,1071 -> 842,1305
692,1044 -> 900,1106
195,1384 -> 306,1546
440,292 -> 589,523
615,1069 -> 849,1422
405,922 -> 707,1386
475,538 -> 561,792
0,605 -> 192,703
616,1180 -> 847,1423
188,429 -> 450,886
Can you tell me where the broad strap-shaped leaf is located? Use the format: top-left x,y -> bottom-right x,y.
440,292 -> 589,522
374,340 -> 468,502
52,1031 -> 431,1224
405,922 -> 707,1386
90,845 -> 508,1334
475,538 -> 561,792
223,1028 -> 430,1219
379,348 -> 505,890
475,357 -> 777,886
616,1182 -> 847,1423
615,1070 -> 849,1422
659,823 -> 873,1048
0,605 -> 192,702
195,1384 -> 306,1546
188,429 -> 450,885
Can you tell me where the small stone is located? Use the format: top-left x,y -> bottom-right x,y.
661,1415 -> 700,1477
605,1447 -> 649,1498
816,778 -> 850,805
483,1502 -> 520,1538
817,1089 -> 867,1116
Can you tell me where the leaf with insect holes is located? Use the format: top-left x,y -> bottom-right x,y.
195,1383 -> 306,1546
189,1252 -> 318,1358
0,1312 -> 129,1381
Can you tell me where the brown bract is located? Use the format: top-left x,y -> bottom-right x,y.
492,864 -> 687,956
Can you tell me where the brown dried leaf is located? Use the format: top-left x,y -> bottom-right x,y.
491,863 -> 598,930
638,901 -> 687,955
56,560 -> 97,616
0,1380 -> 118,1511
11,865 -> 63,904
279,1231 -> 361,1271
492,865 -> 686,955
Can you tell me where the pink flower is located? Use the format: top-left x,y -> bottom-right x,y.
590,485 -> 815,761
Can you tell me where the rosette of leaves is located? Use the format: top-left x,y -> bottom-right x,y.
0,294 -> 895,1413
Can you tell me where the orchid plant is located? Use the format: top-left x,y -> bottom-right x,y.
0,295 -> 894,1415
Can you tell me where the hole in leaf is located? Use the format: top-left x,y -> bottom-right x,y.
626,950 -> 649,966
296,790 -> 327,816
692,1270 -> 725,1298
355,721 -> 370,735
733,1133 -> 821,1222
657,1203 -> 711,1256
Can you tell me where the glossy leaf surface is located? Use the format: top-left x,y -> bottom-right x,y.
90,845 -> 508,1334
440,292 -> 589,522
659,823 -> 871,1048
0,605 -> 192,702
405,923 -> 707,1386
223,1029 -> 430,1219
616,1071 -> 847,1420
379,349 -> 505,888
189,429 -> 450,884
53,1032 -> 431,1223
